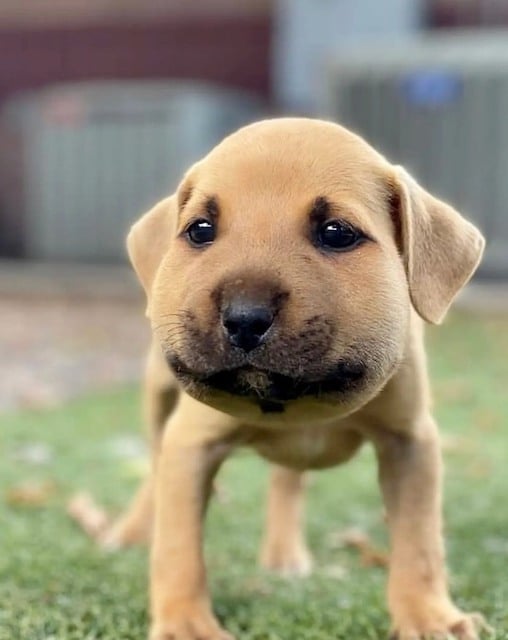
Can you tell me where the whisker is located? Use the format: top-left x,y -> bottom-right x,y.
156,311 -> 194,321
151,319 -> 190,330
151,323 -> 187,333
162,329 -> 185,336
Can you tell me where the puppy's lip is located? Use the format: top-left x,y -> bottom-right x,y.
204,364 -> 365,400
168,355 -> 366,402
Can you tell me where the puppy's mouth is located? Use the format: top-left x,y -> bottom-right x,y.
168,356 -> 366,412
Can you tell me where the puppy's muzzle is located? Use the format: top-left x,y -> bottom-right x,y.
222,301 -> 274,352
164,274 -> 370,406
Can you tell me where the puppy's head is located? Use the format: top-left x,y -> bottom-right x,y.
128,118 -> 484,422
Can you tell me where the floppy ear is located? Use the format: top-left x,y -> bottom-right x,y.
126,195 -> 177,314
390,166 -> 485,324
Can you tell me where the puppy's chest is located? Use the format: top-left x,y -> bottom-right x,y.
251,424 -> 362,470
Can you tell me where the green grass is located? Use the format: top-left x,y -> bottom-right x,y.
1,311 -> 507,640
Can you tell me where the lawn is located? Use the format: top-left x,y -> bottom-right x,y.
1,312 -> 507,640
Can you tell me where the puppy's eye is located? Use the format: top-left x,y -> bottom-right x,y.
316,220 -> 362,251
186,219 -> 216,246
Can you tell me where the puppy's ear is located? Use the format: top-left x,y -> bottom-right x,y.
390,166 -> 485,324
127,195 -> 177,313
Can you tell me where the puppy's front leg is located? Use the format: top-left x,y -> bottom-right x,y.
259,465 -> 312,576
150,394 -> 237,640
374,418 -> 485,640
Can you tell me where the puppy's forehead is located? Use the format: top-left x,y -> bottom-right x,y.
194,118 -> 389,210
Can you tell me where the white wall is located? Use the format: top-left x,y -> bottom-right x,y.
273,0 -> 426,112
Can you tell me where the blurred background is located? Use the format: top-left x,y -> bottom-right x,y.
2,5 -> 508,639
1,0 -> 507,408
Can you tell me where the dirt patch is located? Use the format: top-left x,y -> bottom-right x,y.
1,296 -> 149,412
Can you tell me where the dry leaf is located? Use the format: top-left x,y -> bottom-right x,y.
67,491 -> 110,539
6,480 -> 56,507
358,546 -> 389,568
335,527 -> 389,569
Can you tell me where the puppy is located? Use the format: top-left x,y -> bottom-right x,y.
107,118 -> 487,640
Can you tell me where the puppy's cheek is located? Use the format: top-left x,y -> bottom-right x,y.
326,299 -> 410,397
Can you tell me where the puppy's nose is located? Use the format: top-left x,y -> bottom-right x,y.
222,302 -> 274,352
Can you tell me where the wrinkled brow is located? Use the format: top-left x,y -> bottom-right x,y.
178,189 -> 219,220
309,196 -> 331,222
204,196 -> 219,217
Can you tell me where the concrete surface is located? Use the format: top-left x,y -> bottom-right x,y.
1,260 -> 508,311
0,260 -> 141,301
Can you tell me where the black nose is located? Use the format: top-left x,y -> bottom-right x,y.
222,303 -> 274,352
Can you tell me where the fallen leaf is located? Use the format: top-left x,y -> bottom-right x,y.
6,480 -> 56,507
67,492 -> 110,539
358,545 -> 389,568
332,527 -> 389,569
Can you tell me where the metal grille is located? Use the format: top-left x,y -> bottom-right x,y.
324,32 -> 508,277
3,81 -> 260,261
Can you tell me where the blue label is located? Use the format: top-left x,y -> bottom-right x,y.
400,71 -> 463,108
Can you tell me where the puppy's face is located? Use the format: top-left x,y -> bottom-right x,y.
129,119 -> 484,423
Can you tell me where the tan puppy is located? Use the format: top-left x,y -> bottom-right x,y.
106,118 -> 487,640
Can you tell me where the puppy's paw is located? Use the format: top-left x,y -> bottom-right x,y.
259,539 -> 313,577
150,625 -> 234,640
150,605 -> 234,640
390,607 -> 492,640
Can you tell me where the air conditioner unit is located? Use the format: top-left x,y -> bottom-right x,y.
324,32 -> 508,277
0,81 -> 261,262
